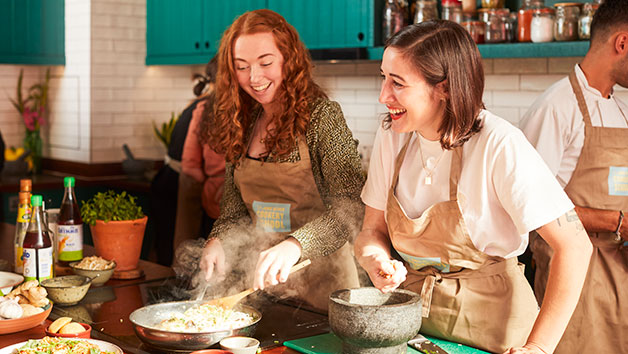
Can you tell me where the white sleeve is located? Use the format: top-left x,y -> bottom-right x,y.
520,102 -> 570,178
361,127 -> 389,211
492,129 -> 574,234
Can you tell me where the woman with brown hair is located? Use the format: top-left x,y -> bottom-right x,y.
199,9 -> 363,310
355,21 -> 592,353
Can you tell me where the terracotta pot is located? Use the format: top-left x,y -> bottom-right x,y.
90,216 -> 148,271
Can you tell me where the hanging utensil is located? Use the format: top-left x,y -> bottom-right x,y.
206,259 -> 311,309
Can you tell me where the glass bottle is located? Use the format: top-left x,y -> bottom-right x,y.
57,176 -> 83,264
531,7 -> 555,43
414,0 -> 438,23
578,3 -> 595,40
554,3 -> 580,41
517,0 -> 544,42
442,0 -> 463,23
22,195 -> 54,283
13,191 -> 31,274
383,0 -> 406,42
480,8 -> 510,43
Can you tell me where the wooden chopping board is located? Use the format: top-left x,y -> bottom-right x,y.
284,333 -> 489,354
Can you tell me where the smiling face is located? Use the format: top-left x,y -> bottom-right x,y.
233,32 -> 284,112
379,47 -> 446,139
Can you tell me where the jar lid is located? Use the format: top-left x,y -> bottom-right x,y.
534,7 -> 556,13
553,2 -> 583,7
441,0 -> 462,5
478,7 -> 509,13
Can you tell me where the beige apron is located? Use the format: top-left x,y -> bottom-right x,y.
387,135 -> 538,353
530,69 -> 628,354
234,137 -> 359,311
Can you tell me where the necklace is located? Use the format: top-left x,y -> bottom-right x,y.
417,135 -> 445,185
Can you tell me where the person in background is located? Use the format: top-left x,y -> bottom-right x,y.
355,21 -> 592,354
0,130 -> 5,173
199,9 -> 363,311
178,57 -> 225,249
150,59 -> 217,266
520,0 -> 628,352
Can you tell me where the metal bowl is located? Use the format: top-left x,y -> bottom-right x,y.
129,300 -> 261,352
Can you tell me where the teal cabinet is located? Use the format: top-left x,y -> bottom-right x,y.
146,0 -> 264,65
268,0 -> 374,49
146,0 -> 374,65
0,0 -> 65,65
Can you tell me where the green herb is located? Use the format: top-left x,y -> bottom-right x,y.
152,112 -> 178,148
80,190 -> 145,226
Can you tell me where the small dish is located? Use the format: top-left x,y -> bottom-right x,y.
0,302 -> 52,335
69,260 -> 116,287
219,336 -> 260,354
0,271 -> 24,296
190,350 -> 233,354
45,322 -> 92,338
41,275 -> 92,306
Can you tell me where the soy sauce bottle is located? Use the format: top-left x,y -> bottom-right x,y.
58,176 -> 83,264
22,195 -> 54,282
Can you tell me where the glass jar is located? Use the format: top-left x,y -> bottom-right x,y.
414,0 -> 438,23
480,8 -> 510,43
462,21 -> 486,44
554,2 -> 581,41
531,8 -> 555,43
505,12 -> 518,42
578,3 -> 597,40
481,0 -> 505,9
517,0 -> 544,42
442,0 -> 463,23
383,0 -> 406,42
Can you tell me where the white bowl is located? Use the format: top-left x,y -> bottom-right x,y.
219,336 -> 260,354
0,271 -> 24,296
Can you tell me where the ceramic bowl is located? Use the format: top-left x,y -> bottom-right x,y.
0,271 -> 24,296
329,287 -> 422,354
41,275 -> 92,306
219,336 -> 260,354
45,322 -> 92,338
69,260 -> 116,286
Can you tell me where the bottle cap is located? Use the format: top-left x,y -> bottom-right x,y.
31,195 -> 43,207
20,179 -> 32,192
64,176 -> 75,188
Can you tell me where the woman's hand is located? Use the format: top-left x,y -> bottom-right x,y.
254,237 -> 302,290
502,342 -> 549,354
200,238 -> 226,282
363,255 -> 407,293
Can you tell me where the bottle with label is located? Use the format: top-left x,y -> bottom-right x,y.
22,195 -> 54,282
14,192 -> 32,273
57,177 -> 83,264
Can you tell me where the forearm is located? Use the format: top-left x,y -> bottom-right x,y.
574,205 -> 626,236
526,210 -> 592,353
354,206 -> 392,265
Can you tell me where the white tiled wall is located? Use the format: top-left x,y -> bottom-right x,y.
1,1 -> 627,166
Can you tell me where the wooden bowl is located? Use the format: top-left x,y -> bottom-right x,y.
45,322 -> 92,338
0,302 -> 52,335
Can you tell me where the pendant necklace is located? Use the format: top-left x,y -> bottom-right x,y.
417,134 -> 445,185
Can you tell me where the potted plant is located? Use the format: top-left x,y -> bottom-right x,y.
81,190 -> 147,278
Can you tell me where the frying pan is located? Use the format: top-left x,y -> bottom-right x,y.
129,300 -> 261,352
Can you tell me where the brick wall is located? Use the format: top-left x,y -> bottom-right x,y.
1,0 -> 627,166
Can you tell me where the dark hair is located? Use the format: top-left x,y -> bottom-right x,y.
196,57 -> 217,145
383,21 -> 484,149
193,56 -> 217,97
209,9 -> 326,164
590,0 -> 628,46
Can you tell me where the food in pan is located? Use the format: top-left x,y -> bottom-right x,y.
73,256 -> 115,271
14,336 -> 115,354
156,303 -> 256,333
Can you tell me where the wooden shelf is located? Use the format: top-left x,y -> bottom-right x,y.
367,40 -> 589,60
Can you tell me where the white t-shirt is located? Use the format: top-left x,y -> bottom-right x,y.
520,64 -> 628,188
361,110 -> 574,258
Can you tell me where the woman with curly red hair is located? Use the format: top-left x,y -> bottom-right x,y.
199,9 -> 364,310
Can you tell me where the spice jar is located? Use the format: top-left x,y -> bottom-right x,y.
517,0 -> 545,42
481,0 -> 505,9
462,21 -> 485,44
531,7 -> 555,43
383,0 -> 407,42
578,3 -> 597,40
554,2 -> 581,41
442,0 -> 463,23
479,8 -> 510,43
414,0 -> 438,23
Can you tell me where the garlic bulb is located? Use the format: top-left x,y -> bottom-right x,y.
0,297 -> 23,319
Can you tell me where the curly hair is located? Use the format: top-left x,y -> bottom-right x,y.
207,9 -> 326,164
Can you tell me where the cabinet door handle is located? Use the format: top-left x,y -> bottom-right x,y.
357,32 -> 365,41
195,42 -> 200,49
205,41 -> 209,49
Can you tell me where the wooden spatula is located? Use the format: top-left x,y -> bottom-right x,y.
205,259 -> 311,309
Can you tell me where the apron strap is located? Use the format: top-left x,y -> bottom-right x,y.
568,68 -> 593,127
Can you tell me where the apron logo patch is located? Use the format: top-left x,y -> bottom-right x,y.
397,250 -> 451,273
608,166 -> 628,196
252,201 -> 291,232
